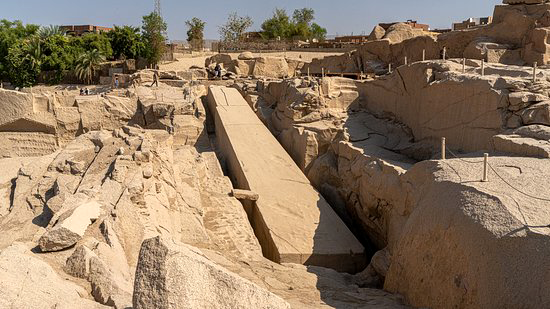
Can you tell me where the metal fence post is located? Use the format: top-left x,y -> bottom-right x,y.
533,62 -> 538,83
441,137 -> 446,160
482,153 -> 489,182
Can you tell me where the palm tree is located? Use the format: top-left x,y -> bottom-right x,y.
28,37 -> 43,71
75,49 -> 105,84
38,25 -> 64,39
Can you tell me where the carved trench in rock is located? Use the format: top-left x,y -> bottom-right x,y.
202,89 -> 370,274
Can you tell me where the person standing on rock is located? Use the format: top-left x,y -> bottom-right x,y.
151,71 -> 159,87
214,63 -> 222,79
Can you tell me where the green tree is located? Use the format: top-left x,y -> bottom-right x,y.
258,8 -> 326,41
41,34 -> 81,84
292,8 -> 315,39
142,12 -> 167,67
219,12 -> 253,44
186,17 -> 206,51
310,23 -> 327,41
0,20 -> 39,81
81,33 -> 113,59
289,8 -> 328,40
292,8 -> 315,25
75,49 -> 105,84
28,37 -> 43,71
107,25 -> 146,60
5,40 -> 40,87
38,25 -> 63,39
261,9 -> 292,40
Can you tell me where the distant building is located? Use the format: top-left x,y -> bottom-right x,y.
170,40 -> 191,49
379,20 -> 430,32
334,35 -> 369,44
452,17 -> 493,31
432,28 -> 452,34
167,42 -> 190,53
60,25 -> 112,36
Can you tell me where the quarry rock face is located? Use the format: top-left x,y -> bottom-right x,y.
133,236 -> 291,309
305,1 -> 550,73
204,54 -> 304,78
0,82 -> 409,308
3,1 -> 550,307
238,52 -> 550,307
261,61 -> 550,162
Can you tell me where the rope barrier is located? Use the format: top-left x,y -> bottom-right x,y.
446,149 -> 484,164
442,142 -> 550,202
487,162 -> 550,202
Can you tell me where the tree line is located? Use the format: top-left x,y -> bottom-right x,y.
0,12 -> 167,88
188,8 -> 327,49
212,8 -> 326,46
0,7 -> 325,88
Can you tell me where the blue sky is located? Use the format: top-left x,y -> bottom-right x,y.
1,0 -> 502,40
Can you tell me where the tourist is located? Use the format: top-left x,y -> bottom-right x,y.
85,88 -> 89,95
214,63 -> 222,79
151,71 -> 159,87
80,88 -> 84,96
115,76 -> 119,89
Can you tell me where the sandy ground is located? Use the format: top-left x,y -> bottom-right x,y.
159,51 -> 344,71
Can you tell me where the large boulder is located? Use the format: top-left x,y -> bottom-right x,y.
38,200 -> 102,252
133,236 -> 290,309
228,59 -> 256,76
205,54 -> 233,67
508,92 -> 547,111
238,51 -> 255,60
0,89 -> 34,127
383,23 -> 427,44
252,57 -> 290,78
176,68 -> 208,80
385,158 -> 550,309
65,243 -> 133,309
0,157 -> 43,217
0,243 -> 108,309
520,101 -> 550,125
463,39 -> 522,64
368,25 -> 386,41
513,124 -> 550,140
